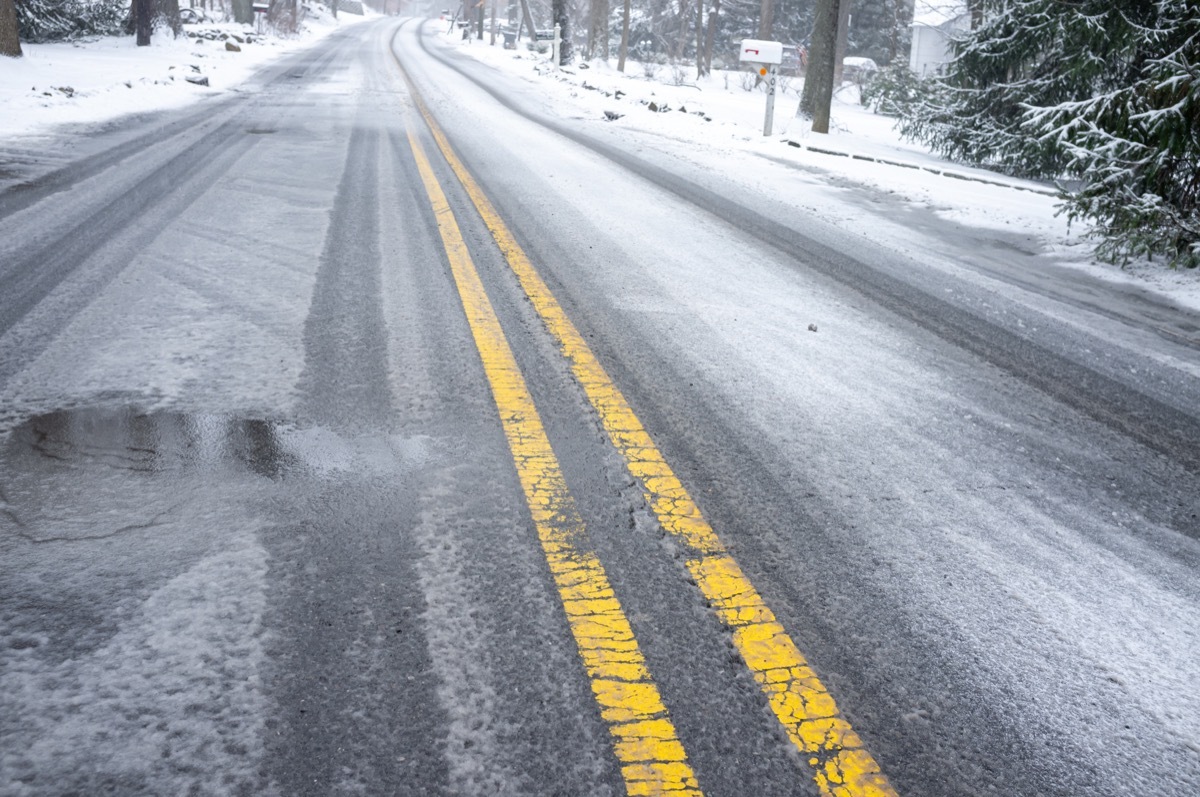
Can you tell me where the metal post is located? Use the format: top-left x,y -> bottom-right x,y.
552,23 -> 561,70
763,64 -> 777,136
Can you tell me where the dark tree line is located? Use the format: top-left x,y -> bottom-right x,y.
536,0 -> 911,73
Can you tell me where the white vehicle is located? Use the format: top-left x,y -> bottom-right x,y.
841,56 -> 880,81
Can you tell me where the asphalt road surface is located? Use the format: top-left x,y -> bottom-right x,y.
2,17 -> 1199,797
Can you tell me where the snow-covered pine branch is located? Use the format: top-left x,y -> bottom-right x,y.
894,0 -> 1199,268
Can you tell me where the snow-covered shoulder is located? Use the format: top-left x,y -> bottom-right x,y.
434,24 -> 1200,313
0,6 -> 374,140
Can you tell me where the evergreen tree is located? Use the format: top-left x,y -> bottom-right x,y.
901,0 -> 1157,176
899,0 -> 1198,266
1043,1 -> 1199,267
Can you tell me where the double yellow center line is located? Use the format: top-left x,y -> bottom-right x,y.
406,127 -> 701,795
392,28 -> 897,797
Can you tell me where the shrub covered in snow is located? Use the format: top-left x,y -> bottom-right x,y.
15,0 -> 127,42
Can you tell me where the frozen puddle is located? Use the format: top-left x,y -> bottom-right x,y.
0,407 -> 439,796
0,409 -> 283,796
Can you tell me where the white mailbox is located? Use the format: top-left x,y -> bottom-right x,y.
739,39 -> 783,136
739,39 -> 783,65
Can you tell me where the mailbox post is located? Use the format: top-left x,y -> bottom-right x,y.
739,39 -> 783,136
252,0 -> 269,34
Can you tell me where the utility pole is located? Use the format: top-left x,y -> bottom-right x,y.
798,0 -> 841,133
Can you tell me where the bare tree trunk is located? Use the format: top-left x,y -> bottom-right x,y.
159,0 -> 183,37
0,0 -> 21,58
586,0 -> 596,58
968,0 -> 983,29
889,0 -> 914,66
136,0 -> 153,45
517,0 -> 536,42
832,0 -> 850,86
490,0 -> 497,45
586,5 -> 594,57
694,0 -> 704,77
588,0 -> 608,61
702,0 -> 719,74
552,0 -> 570,63
888,0 -> 899,64
617,0 -> 630,71
601,0 -> 608,59
756,0 -> 772,40
672,0 -> 688,61
799,0 -> 840,133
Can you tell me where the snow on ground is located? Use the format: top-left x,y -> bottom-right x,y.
1,14 -> 1197,308
0,5 -> 370,139
441,25 -> 1200,311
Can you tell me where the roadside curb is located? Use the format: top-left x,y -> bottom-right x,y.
782,138 -> 1059,196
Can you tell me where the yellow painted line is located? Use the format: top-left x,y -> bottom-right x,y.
404,124 -> 702,797
392,39 -> 898,797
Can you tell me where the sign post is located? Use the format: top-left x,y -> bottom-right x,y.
762,64 -> 778,136
252,0 -> 269,34
739,39 -> 784,136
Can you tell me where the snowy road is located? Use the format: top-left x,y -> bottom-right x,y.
2,16 -> 1199,797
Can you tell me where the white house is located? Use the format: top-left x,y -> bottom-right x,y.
909,1 -> 971,77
